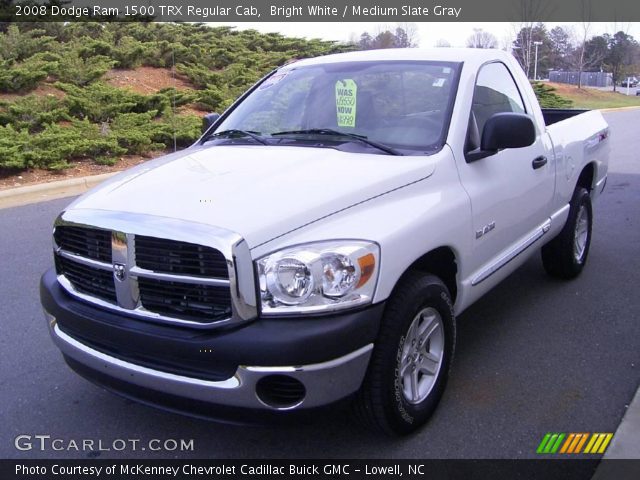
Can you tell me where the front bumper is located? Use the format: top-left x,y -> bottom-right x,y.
41,268 -> 383,414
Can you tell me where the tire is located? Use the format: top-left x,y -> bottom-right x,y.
541,187 -> 593,279
354,272 -> 456,435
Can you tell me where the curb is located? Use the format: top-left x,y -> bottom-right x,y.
592,384 -> 640,480
599,384 -> 640,459
599,106 -> 640,113
0,172 -> 117,210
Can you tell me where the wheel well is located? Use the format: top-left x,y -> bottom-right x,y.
403,247 -> 458,303
577,163 -> 595,192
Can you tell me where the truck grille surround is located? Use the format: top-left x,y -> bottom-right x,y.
53,225 -> 233,326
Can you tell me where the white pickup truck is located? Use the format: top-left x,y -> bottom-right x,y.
41,48 -> 609,435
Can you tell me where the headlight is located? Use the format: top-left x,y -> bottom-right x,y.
257,241 -> 379,315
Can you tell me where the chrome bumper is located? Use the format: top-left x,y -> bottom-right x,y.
46,312 -> 372,411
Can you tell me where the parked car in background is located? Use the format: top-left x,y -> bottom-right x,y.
620,77 -> 638,87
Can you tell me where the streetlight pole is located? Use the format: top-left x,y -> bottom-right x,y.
533,41 -> 543,80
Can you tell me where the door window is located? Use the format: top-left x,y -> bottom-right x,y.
470,62 -> 526,139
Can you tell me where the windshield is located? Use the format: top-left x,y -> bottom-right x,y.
210,61 -> 461,154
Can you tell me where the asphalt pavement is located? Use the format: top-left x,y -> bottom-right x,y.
1,111 -> 639,461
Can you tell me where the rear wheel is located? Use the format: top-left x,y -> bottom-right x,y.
354,272 -> 455,435
542,187 -> 593,279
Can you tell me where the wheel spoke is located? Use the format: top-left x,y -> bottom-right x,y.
410,369 -> 420,401
406,317 -> 419,346
417,352 -> 440,375
419,321 -> 440,347
400,356 -> 412,377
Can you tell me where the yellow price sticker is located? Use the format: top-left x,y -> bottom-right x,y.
335,79 -> 358,127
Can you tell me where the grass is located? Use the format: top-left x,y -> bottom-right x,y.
545,82 -> 640,109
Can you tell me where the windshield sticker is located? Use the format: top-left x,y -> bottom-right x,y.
335,79 -> 358,127
433,78 -> 446,87
259,71 -> 289,90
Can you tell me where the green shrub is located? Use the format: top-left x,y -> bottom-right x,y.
153,112 -> 201,148
194,87 -> 225,111
109,112 -> 166,154
0,94 -> 70,132
54,50 -> 115,86
0,63 -> 47,93
111,36 -> 146,69
0,25 -> 55,62
176,63 -> 223,89
0,55 -> 57,93
57,82 -> 169,122
0,120 -> 125,170
77,40 -> 114,59
532,81 -> 573,108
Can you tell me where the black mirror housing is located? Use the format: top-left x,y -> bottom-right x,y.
481,112 -> 536,151
466,112 -> 536,163
202,113 -> 220,134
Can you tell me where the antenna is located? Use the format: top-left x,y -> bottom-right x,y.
171,47 -> 177,152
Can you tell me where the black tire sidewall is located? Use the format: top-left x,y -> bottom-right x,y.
541,186 -> 593,279
570,188 -> 593,269
379,276 -> 455,434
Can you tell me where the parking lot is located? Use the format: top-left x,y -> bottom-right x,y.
0,110 -> 638,461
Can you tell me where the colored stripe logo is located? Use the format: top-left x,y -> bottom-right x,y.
537,433 -> 613,454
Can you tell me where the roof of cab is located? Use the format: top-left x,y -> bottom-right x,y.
286,48 -> 515,70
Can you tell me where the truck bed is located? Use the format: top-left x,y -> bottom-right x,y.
542,108 -> 590,126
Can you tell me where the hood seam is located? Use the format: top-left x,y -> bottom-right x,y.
251,173 -> 434,250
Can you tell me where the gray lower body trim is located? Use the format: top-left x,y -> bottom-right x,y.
471,204 -> 571,287
471,217 -> 553,286
46,311 -> 372,411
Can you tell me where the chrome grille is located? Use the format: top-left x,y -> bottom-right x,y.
53,225 -> 232,327
138,278 -> 231,321
135,235 -> 228,278
55,255 -> 117,303
54,226 -> 111,262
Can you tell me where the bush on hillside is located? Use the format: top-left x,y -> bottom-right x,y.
0,120 -> 125,170
54,50 -> 115,86
0,22 -> 349,170
0,54 -> 58,93
0,94 -> 70,132
532,81 -> 573,108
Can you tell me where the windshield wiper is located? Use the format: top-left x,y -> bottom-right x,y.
204,129 -> 269,145
271,129 -> 402,156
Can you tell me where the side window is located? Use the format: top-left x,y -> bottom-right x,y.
470,62 -> 526,138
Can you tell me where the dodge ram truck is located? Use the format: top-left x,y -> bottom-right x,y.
40,48 -> 610,435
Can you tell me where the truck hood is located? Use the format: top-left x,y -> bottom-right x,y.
68,145 -> 438,248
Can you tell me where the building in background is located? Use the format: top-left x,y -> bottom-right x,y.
549,71 -> 613,87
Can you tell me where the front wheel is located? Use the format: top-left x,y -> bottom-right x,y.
542,187 -> 593,279
354,272 -> 456,435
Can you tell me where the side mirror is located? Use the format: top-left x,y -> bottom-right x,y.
466,112 -> 536,162
202,113 -> 220,134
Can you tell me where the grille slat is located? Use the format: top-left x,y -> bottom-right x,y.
55,255 -> 116,303
135,235 -> 228,278
54,226 -> 112,263
138,278 -> 232,322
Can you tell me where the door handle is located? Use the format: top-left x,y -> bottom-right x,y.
532,156 -> 547,169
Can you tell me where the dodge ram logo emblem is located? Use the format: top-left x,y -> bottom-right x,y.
113,263 -> 126,281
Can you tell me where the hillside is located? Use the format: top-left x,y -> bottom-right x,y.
0,22 -> 350,181
544,82 -> 640,109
